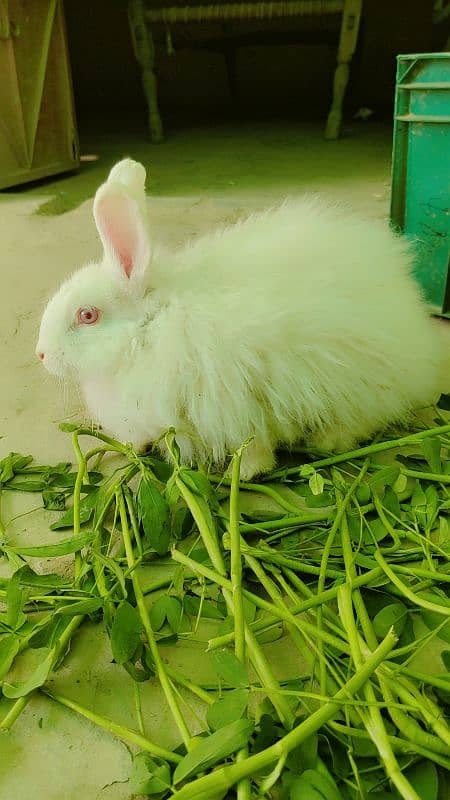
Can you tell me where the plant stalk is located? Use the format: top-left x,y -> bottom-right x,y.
117,488 -> 192,750
171,631 -> 397,799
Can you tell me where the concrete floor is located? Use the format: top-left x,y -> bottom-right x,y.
0,121 -> 448,799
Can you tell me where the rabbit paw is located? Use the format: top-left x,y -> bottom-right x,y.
310,429 -> 356,454
238,441 -> 276,482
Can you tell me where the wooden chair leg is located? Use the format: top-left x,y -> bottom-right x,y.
325,0 -> 363,140
224,45 -> 239,103
128,0 -> 164,143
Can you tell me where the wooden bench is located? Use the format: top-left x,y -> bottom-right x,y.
128,0 -> 363,142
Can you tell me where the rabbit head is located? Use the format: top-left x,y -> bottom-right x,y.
36,159 -> 156,381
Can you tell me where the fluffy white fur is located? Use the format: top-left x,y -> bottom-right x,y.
37,159 -> 445,479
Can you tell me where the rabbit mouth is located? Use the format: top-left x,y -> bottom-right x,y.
39,352 -> 69,378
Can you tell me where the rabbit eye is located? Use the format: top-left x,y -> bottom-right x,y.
76,306 -> 100,325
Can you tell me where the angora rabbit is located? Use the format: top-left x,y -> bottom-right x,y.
37,159 -> 445,479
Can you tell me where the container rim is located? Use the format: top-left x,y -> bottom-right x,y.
397,52 -> 450,61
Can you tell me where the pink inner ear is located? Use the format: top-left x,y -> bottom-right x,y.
119,252 -> 133,274
104,219 -> 134,277
98,193 -> 140,279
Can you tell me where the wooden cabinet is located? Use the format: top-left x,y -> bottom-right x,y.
0,0 -> 79,190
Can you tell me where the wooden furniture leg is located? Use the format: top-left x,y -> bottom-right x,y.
325,0 -> 362,140
128,0 -> 164,143
224,45 -> 239,104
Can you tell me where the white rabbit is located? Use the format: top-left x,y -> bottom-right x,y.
36,158 -> 446,479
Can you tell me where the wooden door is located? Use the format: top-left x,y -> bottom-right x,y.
0,0 -> 79,189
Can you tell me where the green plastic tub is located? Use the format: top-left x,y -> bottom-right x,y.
390,53 -> 450,316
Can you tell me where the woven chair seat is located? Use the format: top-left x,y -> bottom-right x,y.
146,2 -> 345,24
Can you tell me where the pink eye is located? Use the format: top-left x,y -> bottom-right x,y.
76,306 -> 100,325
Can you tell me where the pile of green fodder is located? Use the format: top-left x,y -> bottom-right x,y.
1,418 -> 450,800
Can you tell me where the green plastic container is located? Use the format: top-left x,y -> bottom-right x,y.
391,53 -> 450,316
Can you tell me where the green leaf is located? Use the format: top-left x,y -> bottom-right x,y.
420,607 -> 450,644
347,516 -> 364,544
54,598 -> 103,616
173,718 -> 254,784
437,392 -> 450,410
350,516 -> 389,546
382,487 -> 401,519
6,570 -> 26,630
87,471 -> 103,484
304,491 -> 334,508
404,760 -> 438,800
92,550 -> 127,598
366,517 -> 389,543
42,490 -> 67,510
286,732 -> 318,774
395,614 -> 416,659
48,461 -> 73,474
47,472 -> 77,488
9,531 -> 94,557
425,485 -> 439,529
110,601 -> 143,664
309,471 -> 324,496
165,475 -> 180,509
364,793 -> 399,800
315,759 -> 345,799
373,602 -> 408,639
179,468 -> 212,499
0,566 -> 66,589
351,736 -> 379,758
184,595 -> 225,620
188,547 -> 211,564
393,472 -> 408,494
146,458 -> 173,483
3,647 -> 54,697
355,484 -> 371,504
206,689 -> 248,731
0,634 -> 20,680
50,491 -> 99,530
171,506 -> 194,540
0,453 -> 33,483
397,452 -> 426,466
256,623 -> 284,644
150,596 -> 183,633
411,481 -> 427,508
354,554 -> 387,583
6,480 -> 48,492
289,776 -> 324,800
441,650 -> 450,671
290,769 -> 343,800
123,659 -> 153,683
138,478 -> 170,555
211,649 -> 249,688
129,753 -> 171,796
28,618 -> 71,650
439,516 -> 448,542
0,454 -> 15,483
252,714 -> 283,754
58,422 -> 80,432
243,597 -> 257,623
422,437 -> 442,473
370,466 -> 400,497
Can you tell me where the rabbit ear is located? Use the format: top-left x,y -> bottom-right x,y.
93,176 -> 150,282
107,158 -> 147,197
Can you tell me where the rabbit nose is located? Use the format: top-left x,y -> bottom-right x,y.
37,352 -> 45,361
